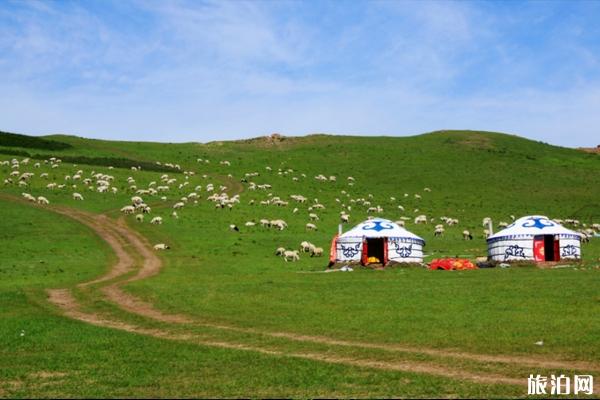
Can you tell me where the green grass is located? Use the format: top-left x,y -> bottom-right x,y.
1,130 -> 600,397
0,198 -> 520,398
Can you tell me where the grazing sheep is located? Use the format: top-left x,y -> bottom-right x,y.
300,241 -> 312,252
310,247 -> 324,257
414,215 -> 428,224
309,213 -> 319,221
135,214 -> 144,222
22,193 -> 35,202
275,247 -> 286,256
131,196 -> 144,205
153,243 -> 170,250
434,226 -> 445,236
341,214 -> 350,223
37,196 -> 49,205
229,224 -> 239,232
72,192 -> 84,201
283,250 -> 300,262
150,216 -> 163,225
121,206 -> 135,215
271,219 -> 287,230
245,221 -> 256,227
462,230 -> 473,240
306,223 -> 318,231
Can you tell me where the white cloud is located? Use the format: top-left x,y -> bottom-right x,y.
1,0 -> 600,147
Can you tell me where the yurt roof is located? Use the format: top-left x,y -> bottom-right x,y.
340,218 -> 425,243
487,215 -> 581,242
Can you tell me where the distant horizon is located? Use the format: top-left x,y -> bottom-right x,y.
7,128 -> 597,149
2,1 -> 600,147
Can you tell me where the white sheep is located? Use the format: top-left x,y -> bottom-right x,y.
275,247 -> 286,256
72,193 -> 84,201
135,214 -> 144,222
121,206 -> 135,215
37,196 -> 49,205
150,216 -> 163,225
153,243 -> 170,250
306,223 -> 318,231
309,213 -> 319,221
283,250 -> 300,262
310,247 -> 324,257
462,230 -> 473,240
414,215 -> 428,224
300,241 -> 312,252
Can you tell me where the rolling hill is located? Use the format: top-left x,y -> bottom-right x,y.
1,129 -> 599,398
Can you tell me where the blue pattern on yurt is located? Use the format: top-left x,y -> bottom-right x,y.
522,217 -> 554,229
340,243 -> 361,258
504,244 -> 526,260
362,220 -> 394,232
561,244 -> 579,258
394,243 -> 412,258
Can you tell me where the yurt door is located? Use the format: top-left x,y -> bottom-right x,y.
361,239 -> 369,265
533,236 -> 545,262
553,238 -> 560,262
383,238 -> 389,265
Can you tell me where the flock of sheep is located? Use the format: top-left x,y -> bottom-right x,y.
2,155 -> 598,264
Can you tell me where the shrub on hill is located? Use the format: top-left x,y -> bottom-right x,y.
0,147 -> 177,172
0,130 -> 72,150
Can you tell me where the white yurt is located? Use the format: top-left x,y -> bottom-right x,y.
330,218 -> 425,265
487,215 -> 582,262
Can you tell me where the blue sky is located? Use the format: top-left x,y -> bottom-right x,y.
1,0 -> 600,147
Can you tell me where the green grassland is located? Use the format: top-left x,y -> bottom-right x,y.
1,130 -> 600,397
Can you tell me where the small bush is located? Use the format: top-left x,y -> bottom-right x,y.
0,130 -> 72,150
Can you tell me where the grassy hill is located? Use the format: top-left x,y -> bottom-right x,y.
1,130 -> 599,397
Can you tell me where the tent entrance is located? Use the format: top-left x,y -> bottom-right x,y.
365,238 -> 385,264
534,235 -> 560,262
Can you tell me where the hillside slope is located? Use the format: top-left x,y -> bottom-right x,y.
7,129 -> 598,220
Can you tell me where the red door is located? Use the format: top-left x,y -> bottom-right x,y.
554,239 -> 560,262
533,236 -> 545,262
361,239 -> 368,265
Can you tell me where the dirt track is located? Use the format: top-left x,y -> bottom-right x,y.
3,193 -> 599,388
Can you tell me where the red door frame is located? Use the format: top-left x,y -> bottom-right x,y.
361,239 -> 368,265
383,237 -> 389,265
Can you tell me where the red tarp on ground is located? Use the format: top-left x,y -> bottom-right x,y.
429,258 -> 478,270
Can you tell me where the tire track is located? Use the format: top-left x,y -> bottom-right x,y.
46,289 -> 522,386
